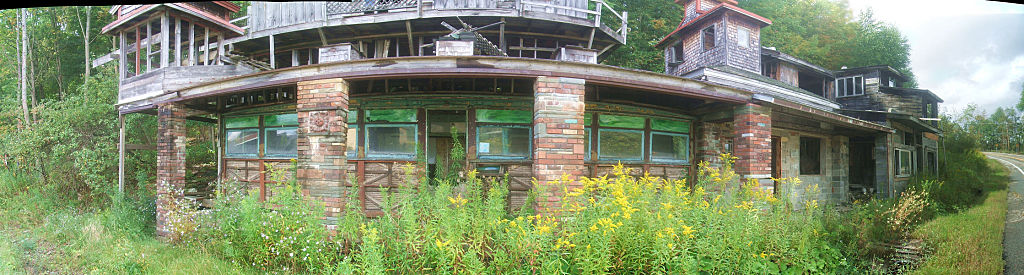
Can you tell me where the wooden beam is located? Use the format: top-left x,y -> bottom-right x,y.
186,115 -> 218,124
146,20 -> 151,72
125,144 -> 157,151
218,33 -> 225,65
405,20 -> 415,56
119,31 -> 126,79
317,27 -> 328,46
189,22 -> 195,66
203,26 -> 209,65
135,26 -> 140,75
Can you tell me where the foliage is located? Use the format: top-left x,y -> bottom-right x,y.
601,0 -> 684,72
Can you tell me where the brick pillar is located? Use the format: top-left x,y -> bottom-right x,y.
296,78 -> 349,228
156,103 -> 187,236
733,103 -> 773,192
532,76 -> 586,212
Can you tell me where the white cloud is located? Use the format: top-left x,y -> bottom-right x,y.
847,0 -> 1024,114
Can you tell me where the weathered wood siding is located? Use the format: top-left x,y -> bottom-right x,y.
248,2 -> 325,34
119,65 -> 255,104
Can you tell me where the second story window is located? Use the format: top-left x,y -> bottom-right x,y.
737,27 -> 750,48
836,76 -> 864,97
702,26 -> 716,51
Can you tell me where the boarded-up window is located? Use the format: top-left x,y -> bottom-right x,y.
799,137 -> 821,175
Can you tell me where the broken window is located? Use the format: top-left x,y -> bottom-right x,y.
702,26 -> 716,51
799,137 -> 821,175
835,76 -> 864,97
650,118 -> 690,163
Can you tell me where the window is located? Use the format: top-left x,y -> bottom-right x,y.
668,42 -> 685,66
836,76 -> 864,97
597,114 -> 646,161
896,149 -> 913,177
702,26 -> 716,51
476,109 -> 531,159
224,113 -> 298,159
799,137 -> 821,175
365,109 -> 418,159
888,77 -> 895,87
650,118 -> 690,163
737,27 -> 750,48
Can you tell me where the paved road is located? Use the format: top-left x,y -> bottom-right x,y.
983,152 -> 1024,275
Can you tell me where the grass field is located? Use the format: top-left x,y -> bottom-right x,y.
911,159 -> 1009,274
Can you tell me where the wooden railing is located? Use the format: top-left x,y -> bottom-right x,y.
244,0 -> 627,40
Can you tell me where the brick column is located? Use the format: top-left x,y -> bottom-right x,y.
156,103 -> 187,236
733,103 -> 773,192
296,78 -> 349,227
532,76 -> 586,212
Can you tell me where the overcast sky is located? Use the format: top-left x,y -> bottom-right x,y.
846,0 -> 1024,115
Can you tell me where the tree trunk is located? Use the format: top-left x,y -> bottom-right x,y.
20,8 -> 30,127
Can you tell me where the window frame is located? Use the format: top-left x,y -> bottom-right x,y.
475,109 -> 532,160
597,128 -> 646,162
649,131 -> 690,164
736,26 -> 750,48
702,25 -> 716,52
835,76 -> 864,98
799,136 -> 822,175
223,112 -> 299,159
363,123 -> 419,160
895,148 -> 913,177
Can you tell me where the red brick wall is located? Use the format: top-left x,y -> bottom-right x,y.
532,76 -> 586,212
296,78 -> 350,227
733,103 -> 772,189
156,103 -> 186,236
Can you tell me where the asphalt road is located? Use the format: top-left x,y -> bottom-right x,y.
983,152 -> 1024,275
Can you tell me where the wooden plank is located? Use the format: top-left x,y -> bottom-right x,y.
160,12 -> 169,68
125,144 -> 157,151
174,17 -> 181,66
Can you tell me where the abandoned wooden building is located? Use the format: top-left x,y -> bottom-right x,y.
97,0 -> 941,235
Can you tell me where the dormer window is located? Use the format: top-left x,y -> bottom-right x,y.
702,26 -> 716,51
668,41 -> 685,66
836,76 -> 863,97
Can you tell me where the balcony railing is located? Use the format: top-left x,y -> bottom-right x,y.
245,0 -> 627,40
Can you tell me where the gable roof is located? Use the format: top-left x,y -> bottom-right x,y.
656,3 -> 771,49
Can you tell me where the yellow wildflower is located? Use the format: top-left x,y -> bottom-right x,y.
448,194 -> 467,207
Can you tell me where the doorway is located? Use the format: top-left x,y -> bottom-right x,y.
849,137 -> 875,198
427,110 -> 468,183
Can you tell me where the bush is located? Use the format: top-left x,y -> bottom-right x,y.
171,154 -> 856,274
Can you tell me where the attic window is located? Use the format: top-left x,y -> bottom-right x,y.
737,27 -> 750,48
702,26 -> 716,51
836,76 -> 864,97
669,41 -> 685,65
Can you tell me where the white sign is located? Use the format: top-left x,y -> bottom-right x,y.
479,142 -> 490,153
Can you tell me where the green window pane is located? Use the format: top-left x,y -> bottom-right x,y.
366,109 -> 417,123
366,125 -> 417,159
477,126 -> 530,158
651,133 -> 689,163
347,128 -> 359,158
598,129 -> 643,160
226,129 -> 259,157
476,109 -> 531,123
348,110 -> 358,124
264,127 -> 298,158
265,113 -> 298,127
599,114 -> 644,129
652,118 -> 690,133
225,116 -> 258,128
584,113 -> 593,126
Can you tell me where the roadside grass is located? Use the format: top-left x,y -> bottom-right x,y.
911,159 -> 1009,274
0,170 -> 249,275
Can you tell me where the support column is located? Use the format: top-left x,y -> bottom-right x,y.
733,103 -> 773,192
156,103 -> 187,236
874,133 -> 893,198
296,78 -> 349,228
532,76 -> 586,212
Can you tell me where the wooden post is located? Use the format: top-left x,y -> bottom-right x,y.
216,113 -> 223,186
174,18 -> 181,66
160,12 -> 170,69
621,11 -> 628,39
118,114 -> 126,193
188,22 -> 195,66
135,26 -> 141,75
203,26 -> 209,65
146,20 -> 152,72
119,31 -> 126,79
406,20 -> 415,56
269,34 -> 276,69
217,33 -> 225,65
499,17 -> 506,53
